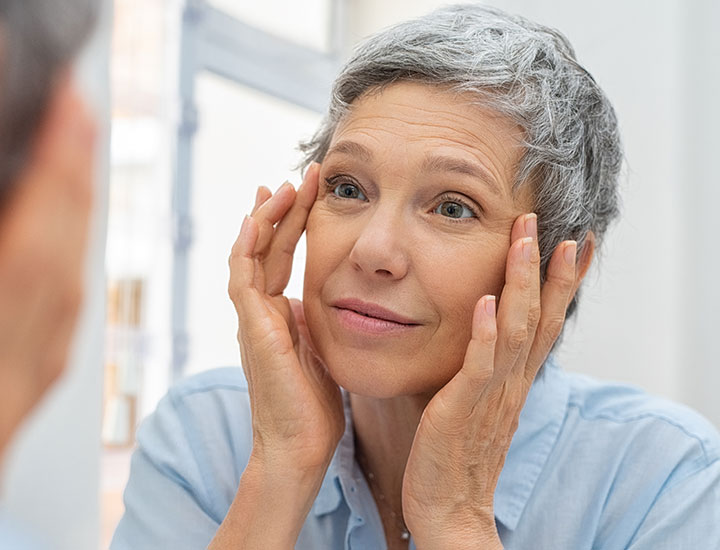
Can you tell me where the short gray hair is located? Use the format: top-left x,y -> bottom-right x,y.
0,0 -> 98,206
299,3 -> 623,319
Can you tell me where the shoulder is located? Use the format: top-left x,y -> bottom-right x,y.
147,366 -> 250,428
562,370 -> 720,468
139,365 -> 253,453
167,366 -> 250,400
134,367 -> 253,513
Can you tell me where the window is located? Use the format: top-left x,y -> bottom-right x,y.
102,1 -> 340,545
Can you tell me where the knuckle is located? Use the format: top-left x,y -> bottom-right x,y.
547,269 -> 575,289
480,325 -> 498,346
543,315 -> 566,340
506,325 -> 529,354
506,325 -> 528,353
527,303 -> 541,328
518,270 -> 533,292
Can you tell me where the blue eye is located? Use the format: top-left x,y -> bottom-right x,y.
434,200 -> 475,219
330,180 -> 367,200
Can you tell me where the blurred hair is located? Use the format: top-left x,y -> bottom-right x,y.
0,0 -> 98,204
299,4 -> 623,320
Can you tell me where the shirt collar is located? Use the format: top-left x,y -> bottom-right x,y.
313,389 -> 356,516
313,357 -> 570,532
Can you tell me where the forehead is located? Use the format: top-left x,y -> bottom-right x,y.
328,81 -> 526,196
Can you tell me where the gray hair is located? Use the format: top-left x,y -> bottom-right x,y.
299,3 -> 623,320
0,0 -> 98,206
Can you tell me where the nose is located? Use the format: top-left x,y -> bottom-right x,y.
348,208 -> 410,280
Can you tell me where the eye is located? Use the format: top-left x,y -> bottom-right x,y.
434,198 -> 477,219
325,176 -> 367,201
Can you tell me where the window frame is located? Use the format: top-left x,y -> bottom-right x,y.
170,0 -> 343,378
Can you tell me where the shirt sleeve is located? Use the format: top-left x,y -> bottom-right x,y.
109,382 -> 240,550
627,459 -> 720,549
0,514 -> 47,550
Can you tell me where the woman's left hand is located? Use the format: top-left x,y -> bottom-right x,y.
402,213 -> 578,549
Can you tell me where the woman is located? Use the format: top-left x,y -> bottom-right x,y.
112,5 -> 720,549
0,1 -> 97,548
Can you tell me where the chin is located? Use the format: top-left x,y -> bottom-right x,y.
322,351 -> 456,399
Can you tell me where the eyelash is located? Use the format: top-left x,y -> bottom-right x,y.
324,175 -> 364,199
323,175 -> 482,221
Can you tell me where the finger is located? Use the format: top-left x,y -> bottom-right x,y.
264,163 -> 320,295
228,216 -> 294,363
524,240 -> 577,384
429,295 -> 497,419
252,182 -> 296,255
228,215 -> 262,303
251,186 -> 272,215
492,214 -> 540,388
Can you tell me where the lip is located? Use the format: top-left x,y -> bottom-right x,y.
332,298 -> 421,325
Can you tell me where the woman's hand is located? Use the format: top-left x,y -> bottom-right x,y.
401,213 -> 578,549
228,163 -> 345,473
212,164 -> 345,550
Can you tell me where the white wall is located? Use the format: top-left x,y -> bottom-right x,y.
0,1 -> 112,549
346,0 -> 720,427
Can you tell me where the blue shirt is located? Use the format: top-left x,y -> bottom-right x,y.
111,359 -> 720,549
0,511 -> 45,550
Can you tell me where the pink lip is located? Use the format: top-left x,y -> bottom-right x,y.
331,298 -> 421,335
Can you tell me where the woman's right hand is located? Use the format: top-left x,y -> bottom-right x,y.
228,162 -> 344,476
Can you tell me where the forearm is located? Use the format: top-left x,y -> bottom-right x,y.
208,455 -> 329,550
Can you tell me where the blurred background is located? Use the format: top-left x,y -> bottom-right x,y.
1,1 -> 718,549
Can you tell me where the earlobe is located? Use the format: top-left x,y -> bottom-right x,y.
569,231 -> 595,303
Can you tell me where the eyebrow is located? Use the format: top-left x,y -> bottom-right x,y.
422,154 -> 502,197
325,139 -> 503,197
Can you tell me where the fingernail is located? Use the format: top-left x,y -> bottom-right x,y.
484,296 -> 496,317
564,241 -> 577,266
254,187 -> 263,203
522,237 -> 533,262
280,180 -> 294,192
241,215 -> 250,233
524,213 -> 537,239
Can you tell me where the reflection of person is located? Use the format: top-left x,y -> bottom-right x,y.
0,1 -> 97,548
113,5 -> 720,550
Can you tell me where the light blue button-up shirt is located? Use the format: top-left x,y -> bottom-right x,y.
111,359 -> 720,549
0,511 -> 44,550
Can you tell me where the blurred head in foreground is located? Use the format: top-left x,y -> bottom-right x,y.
0,0 -> 98,455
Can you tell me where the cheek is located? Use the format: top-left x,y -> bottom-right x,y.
302,206 -> 346,304
419,235 -> 508,307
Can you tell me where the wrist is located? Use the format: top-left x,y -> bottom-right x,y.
411,509 -> 502,550
209,454 -> 331,550
250,440 -> 336,480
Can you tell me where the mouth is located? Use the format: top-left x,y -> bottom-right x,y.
331,298 -> 421,335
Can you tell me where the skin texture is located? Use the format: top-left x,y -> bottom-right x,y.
0,73 -> 96,460
304,82 -> 532,398
221,81 -> 594,550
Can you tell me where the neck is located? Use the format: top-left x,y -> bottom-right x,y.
350,392 -> 431,521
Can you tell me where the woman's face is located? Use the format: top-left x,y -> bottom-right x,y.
303,81 -> 531,398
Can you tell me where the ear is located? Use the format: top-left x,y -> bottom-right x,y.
32,71 -> 94,169
568,230 -> 595,304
